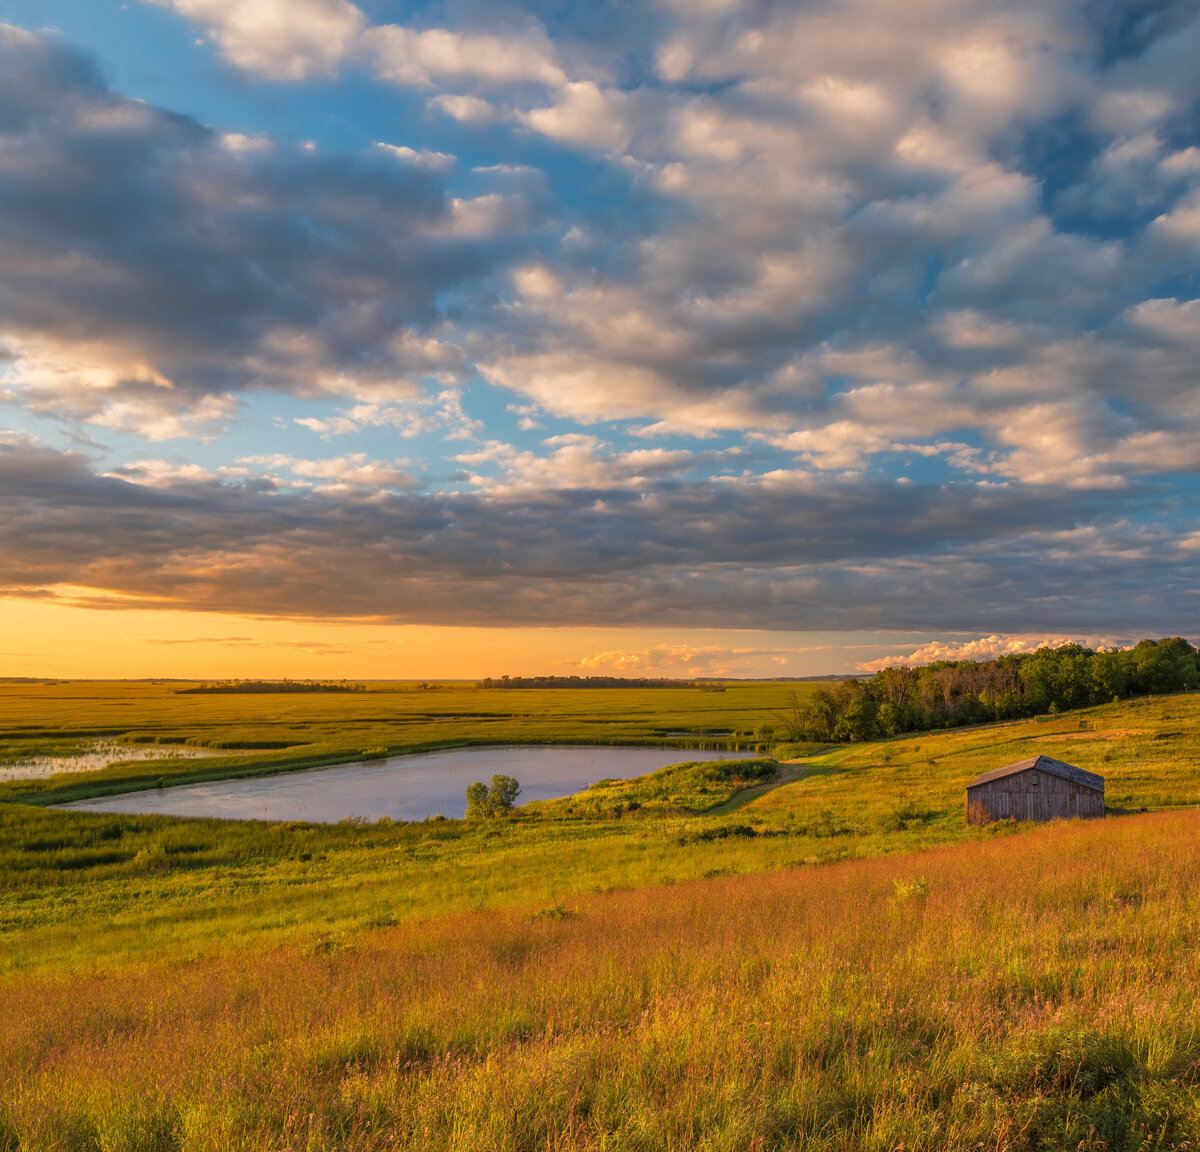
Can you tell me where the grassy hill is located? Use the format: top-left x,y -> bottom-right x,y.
2,690 -> 1200,1148
6,808 -> 1200,1149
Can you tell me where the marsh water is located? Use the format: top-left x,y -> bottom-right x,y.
0,743 -> 220,782
58,744 -> 756,823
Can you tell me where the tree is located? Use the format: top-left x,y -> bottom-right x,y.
831,681 -> 878,742
1130,637 -> 1199,695
776,689 -> 808,741
489,774 -> 521,810
465,781 -> 490,819
795,687 -> 839,741
465,774 -> 522,818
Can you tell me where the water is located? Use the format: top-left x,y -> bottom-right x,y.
56,745 -> 759,823
0,742 -> 220,782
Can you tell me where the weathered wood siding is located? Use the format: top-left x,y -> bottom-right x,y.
966,766 -> 1104,825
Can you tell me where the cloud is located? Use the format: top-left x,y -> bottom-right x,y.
236,453 -> 418,491
579,644 -> 795,677
449,2 -> 1200,489
136,634 -> 389,653
854,633 -> 1135,671
144,0 -> 367,81
0,26 -> 521,438
375,143 -> 456,172
28,7 -> 1200,483
105,459 -> 251,486
0,335 -> 241,440
362,24 -> 565,90
292,390 -> 481,440
428,94 -> 499,125
143,1 -> 570,98
453,435 -> 735,492
139,635 -> 258,645
3,434 -> 1198,634
522,82 -> 632,152
6,8 -> 1200,645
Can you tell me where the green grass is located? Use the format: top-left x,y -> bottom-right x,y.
6,809 -> 1200,1149
5,687 -> 1200,1147
2,690 -> 1197,979
524,756 -> 779,817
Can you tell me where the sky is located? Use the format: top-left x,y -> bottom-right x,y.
1,0 -> 1199,679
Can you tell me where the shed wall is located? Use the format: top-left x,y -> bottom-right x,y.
965,768 -> 1104,825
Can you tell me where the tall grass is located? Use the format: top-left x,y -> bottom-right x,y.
4,810 -> 1200,1149
7,691 -> 1200,1147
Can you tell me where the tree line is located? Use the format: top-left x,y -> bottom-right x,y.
786,638 -> 1200,743
177,681 -> 366,695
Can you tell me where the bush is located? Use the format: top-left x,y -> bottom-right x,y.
891,877 -> 929,902
466,774 -> 521,819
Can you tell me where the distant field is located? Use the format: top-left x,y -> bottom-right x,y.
0,679 -> 805,804
3,689 -> 1200,1147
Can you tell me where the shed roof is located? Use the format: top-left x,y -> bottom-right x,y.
967,754 -> 1104,793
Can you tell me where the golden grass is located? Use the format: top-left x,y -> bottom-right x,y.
6,690 -> 1200,1147
4,810 -> 1200,1149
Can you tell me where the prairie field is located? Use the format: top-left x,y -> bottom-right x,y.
3,685 -> 1200,1149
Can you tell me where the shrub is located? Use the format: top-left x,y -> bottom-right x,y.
466,774 -> 522,819
891,877 -> 929,902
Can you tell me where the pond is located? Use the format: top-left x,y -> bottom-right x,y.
56,744 -> 758,823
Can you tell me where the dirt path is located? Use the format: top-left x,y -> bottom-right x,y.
703,757 -> 829,816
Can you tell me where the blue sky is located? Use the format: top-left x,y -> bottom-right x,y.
1,0 -> 1200,677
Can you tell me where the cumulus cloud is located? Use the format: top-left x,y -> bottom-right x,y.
144,0 -> 367,80
0,25 -> 519,438
6,7 -> 1200,641
579,644 -> 797,678
454,435 -> 737,492
522,82 -> 632,152
293,389 -> 481,440
79,5 -> 1200,482
375,142 -> 456,172
855,633 -> 1135,672
428,94 -> 499,125
144,0 -> 570,95
452,1 -> 1200,491
236,452 -> 418,491
362,24 -> 565,90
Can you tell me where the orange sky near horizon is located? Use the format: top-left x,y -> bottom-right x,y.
0,591 -> 932,681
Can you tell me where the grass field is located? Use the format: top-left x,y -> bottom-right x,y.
3,686 -> 1200,1148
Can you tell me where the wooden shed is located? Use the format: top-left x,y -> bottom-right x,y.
966,754 -> 1104,825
